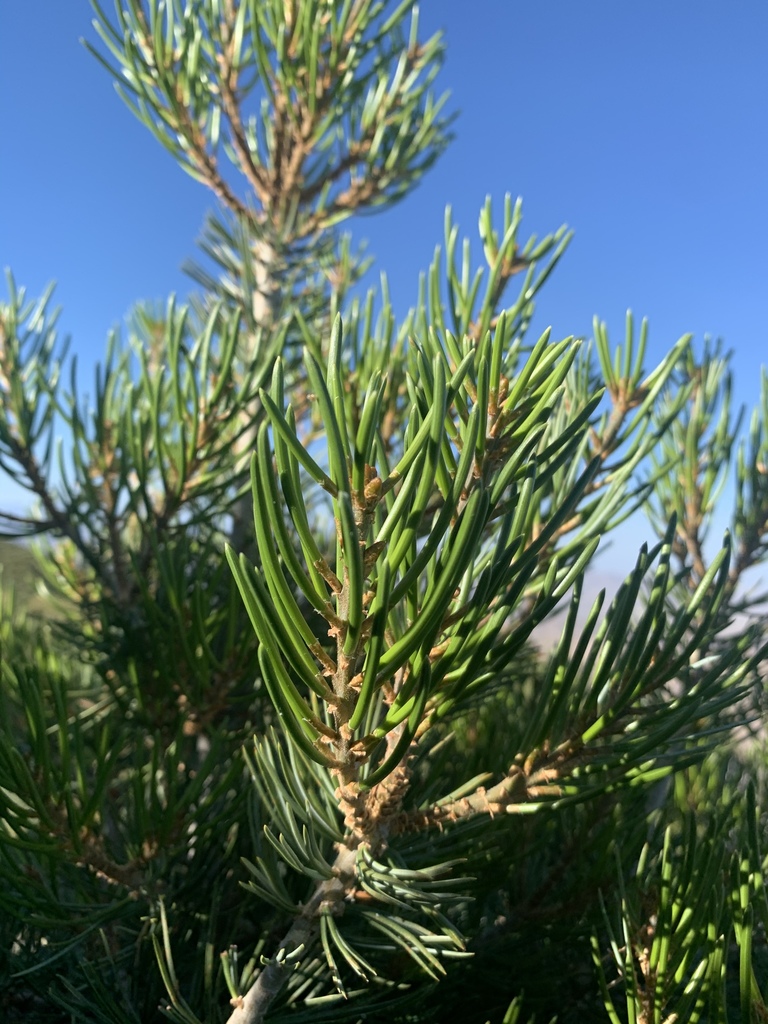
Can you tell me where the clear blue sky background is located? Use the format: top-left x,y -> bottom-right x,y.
1,2 -> 767,571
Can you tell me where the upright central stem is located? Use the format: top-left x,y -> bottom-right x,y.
229,238 -> 281,555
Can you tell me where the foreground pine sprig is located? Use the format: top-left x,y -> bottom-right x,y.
218,307 -> 765,1022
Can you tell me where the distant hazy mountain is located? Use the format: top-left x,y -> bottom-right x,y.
0,539 -> 44,614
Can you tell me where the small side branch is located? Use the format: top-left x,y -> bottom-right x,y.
226,845 -> 357,1024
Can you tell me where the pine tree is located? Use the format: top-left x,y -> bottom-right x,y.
2,3 -> 768,1022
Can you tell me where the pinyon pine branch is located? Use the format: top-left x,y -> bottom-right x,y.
3,4 -> 768,1022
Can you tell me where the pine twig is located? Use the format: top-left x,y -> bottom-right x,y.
226,845 -> 357,1024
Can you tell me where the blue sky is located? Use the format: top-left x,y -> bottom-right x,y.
1,2 -> 767,567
